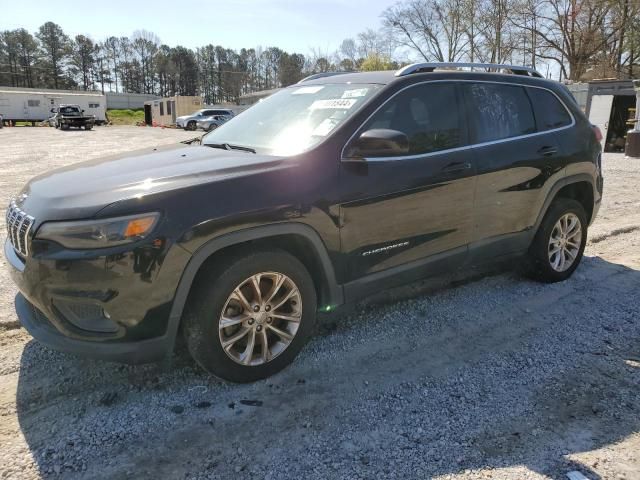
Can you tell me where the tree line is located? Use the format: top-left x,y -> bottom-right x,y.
1,1 -> 638,105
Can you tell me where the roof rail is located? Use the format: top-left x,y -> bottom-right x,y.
395,62 -> 543,78
297,72 -> 352,83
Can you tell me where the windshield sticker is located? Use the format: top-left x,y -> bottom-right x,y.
341,88 -> 369,99
292,86 -> 325,95
309,98 -> 357,110
312,118 -> 339,136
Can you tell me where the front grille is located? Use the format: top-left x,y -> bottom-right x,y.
5,200 -> 34,257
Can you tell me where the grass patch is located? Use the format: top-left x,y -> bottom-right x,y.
107,109 -> 145,126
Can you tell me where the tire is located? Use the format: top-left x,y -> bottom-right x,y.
183,249 -> 317,382
60,123 -> 68,130
207,124 -> 218,132
524,198 -> 588,283
85,124 -> 92,130
186,121 -> 197,131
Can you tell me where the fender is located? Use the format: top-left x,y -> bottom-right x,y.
164,222 -> 344,347
532,173 -> 597,234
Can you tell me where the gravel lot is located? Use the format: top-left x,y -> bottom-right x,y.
0,126 -> 639,480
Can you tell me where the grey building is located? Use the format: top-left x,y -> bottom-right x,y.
105,92 -> 160,110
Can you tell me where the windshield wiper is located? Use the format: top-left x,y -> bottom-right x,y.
206,143 -> 256,154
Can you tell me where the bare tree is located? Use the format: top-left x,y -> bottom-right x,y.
473,0 -> 519,64
339,38 -> 359,66
610,0 -> 640,78
517,0 -> 621,81
383,0 -> 469,62
511,0 -> 547,68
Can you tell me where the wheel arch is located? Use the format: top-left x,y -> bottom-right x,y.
534,174 -> 596,233
165,223 -> 343,347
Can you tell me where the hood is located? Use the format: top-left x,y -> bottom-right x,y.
17,144 -> 290,222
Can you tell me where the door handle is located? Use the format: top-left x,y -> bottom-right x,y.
441,162 -> 471,173
537,146 -> 558,157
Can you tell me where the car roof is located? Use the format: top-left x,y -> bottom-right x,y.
298,69 -> 561,91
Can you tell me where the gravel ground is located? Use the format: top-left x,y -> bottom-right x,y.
0,126 -> 639,480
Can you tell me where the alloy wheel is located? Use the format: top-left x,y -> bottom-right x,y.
218,272 -> 302,366
548,213 -> 582,272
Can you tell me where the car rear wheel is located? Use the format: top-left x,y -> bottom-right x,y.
183,249 -> 317,382
85,124 -> 92,130
524,198 -> 587,283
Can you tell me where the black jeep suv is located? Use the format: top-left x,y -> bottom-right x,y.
6,63 -> 602,382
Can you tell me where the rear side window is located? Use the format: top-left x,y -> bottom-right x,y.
207,110 -> 231,116
465,83 -> 535,143
362,82 -> 463,156
527,87 -> 572,131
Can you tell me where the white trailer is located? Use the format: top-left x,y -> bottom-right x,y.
0,86 -> 106,124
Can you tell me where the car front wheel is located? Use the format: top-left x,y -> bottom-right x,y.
183,249 -> 317,382
525,198 -> 588,283
186,121 -> 197,131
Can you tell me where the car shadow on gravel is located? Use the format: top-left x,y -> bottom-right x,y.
13,256 -> 640,479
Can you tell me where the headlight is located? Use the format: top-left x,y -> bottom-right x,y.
36,213 -> 160,249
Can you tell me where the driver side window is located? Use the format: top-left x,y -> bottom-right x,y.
363,83 -> 462,156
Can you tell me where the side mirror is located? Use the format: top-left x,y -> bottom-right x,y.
345,129 -> 410,159
81,109 -> 85,113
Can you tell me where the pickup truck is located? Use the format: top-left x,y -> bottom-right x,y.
52,105 -> 95,130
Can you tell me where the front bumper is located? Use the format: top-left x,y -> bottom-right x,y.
15,293 -> 170,363
5,237 -> 190,364
60,118 -> 95,127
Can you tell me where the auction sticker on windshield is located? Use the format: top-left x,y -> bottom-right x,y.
292,86 -> 325,95
341,88 -> 369,98
309,99 -> 357,110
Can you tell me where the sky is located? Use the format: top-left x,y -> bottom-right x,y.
1,0 -> 399,54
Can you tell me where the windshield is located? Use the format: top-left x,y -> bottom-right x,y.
60,106 -> 80,114
202,83 -> 382,155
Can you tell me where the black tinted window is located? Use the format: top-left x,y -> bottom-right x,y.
465,83 -> 535,143
362,83 -> 462,155
527,88 -> 572,130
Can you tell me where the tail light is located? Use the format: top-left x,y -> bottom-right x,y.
591,124 -> 603,143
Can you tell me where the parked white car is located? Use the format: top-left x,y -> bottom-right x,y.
196,114 -> 231,132
176,108 -> 234,130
